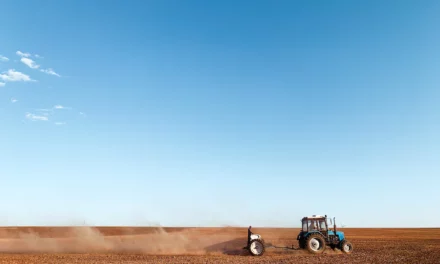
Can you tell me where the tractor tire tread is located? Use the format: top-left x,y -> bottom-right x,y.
249,239 -> 265,256
305,233 -> 326,254
340,239 -> 353,254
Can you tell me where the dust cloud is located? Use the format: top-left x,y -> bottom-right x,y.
0,226 -> 241,255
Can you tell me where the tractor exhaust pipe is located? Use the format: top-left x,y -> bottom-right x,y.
333,217 -> 337,233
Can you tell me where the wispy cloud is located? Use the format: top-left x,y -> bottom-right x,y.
33,109 -> 53,118
16,51 -> 61,77
27,105 -> 84,125
0,55 -> 8,62
21,57 -> 40,69
16,51 -> 31,58
11,98 -> 18,103
0,82 -> 5,87
40,68 -> 61,77
26,112 -> 49,121
0,69 -> 34,82
54,104 -> 67,109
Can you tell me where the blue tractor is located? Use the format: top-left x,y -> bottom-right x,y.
297,215 -> 353,254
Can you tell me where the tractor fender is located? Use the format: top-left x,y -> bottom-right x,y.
304,231 -> 324,239
297,231 -> 325,245
299,232 -> 323,242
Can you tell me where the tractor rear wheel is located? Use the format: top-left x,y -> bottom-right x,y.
249,239 -> 265,256
340,240 -> 353,254
305,234 -> 326,254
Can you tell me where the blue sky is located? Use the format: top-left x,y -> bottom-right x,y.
1,0 -> 439,228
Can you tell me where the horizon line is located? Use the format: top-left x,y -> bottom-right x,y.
0,225 -> 439,229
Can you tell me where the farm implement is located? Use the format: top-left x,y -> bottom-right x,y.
244,214 -> 354,256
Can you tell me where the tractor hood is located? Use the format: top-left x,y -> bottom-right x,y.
328,230 -> 345,241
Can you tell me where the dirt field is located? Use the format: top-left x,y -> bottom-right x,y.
0,226 -> 439,263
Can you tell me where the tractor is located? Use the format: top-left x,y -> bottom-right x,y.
243,214 -> 353,256
297,215 -> 353,254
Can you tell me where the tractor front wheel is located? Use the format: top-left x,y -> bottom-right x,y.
249,239 -> 265,256
340,240 -> 353,254
305,234 -> 326,254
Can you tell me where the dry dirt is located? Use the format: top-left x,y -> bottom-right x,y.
0,226 -> 439,263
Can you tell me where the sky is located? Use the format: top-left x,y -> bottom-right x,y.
1,0 -> 439,228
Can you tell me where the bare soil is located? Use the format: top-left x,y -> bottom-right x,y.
0,227 -> 439,263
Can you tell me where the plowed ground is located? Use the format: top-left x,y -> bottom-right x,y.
0,227 -> 439,263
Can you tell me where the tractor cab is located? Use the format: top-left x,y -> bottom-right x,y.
301,215 -> 328,233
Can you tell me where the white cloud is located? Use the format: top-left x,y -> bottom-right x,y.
16,51 -> 31,57
15,51 -> 61,77
0,55 -> 8,62
0,69 -> 34,82
21,57 -> 40,69
53,105 -> 72,110
25,104 -> 80,124
40,68 -> 60,77
26,113 -> 49,121
34,109 -> 53,118
11,98 -> 18,103
0,82 -> 5,87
